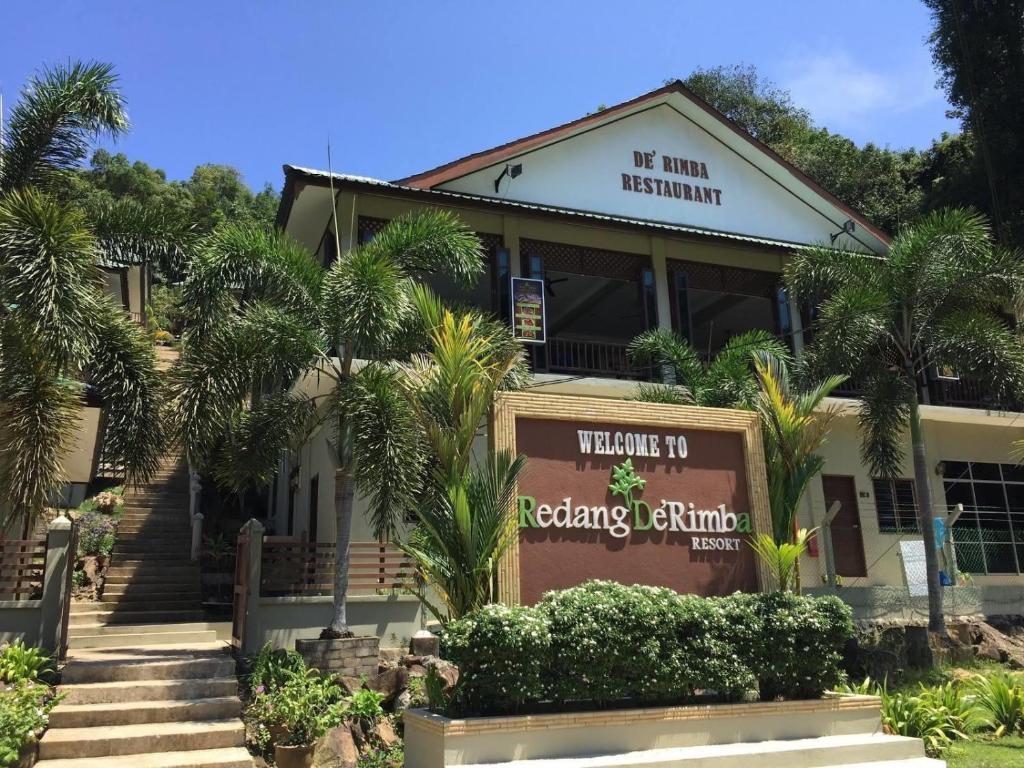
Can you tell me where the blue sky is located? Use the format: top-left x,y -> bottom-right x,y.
2,1 -> 957,193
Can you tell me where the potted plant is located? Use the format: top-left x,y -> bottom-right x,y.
269,669 -> 345,768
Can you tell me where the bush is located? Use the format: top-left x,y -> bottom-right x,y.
0,641 -> 53,684
444,603 -> 551,715
540,582 -> 751,706
246,643 -> 307,697
722,592 -> 852,700
76,512 -> 117,558
881,683 -> 974,756
0,682 -> 59,766
970,672 -> 1024,736
443,581 -> 853,716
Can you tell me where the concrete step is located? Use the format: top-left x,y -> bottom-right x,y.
465,735 -> 927,768
69,608 -> 205,625
35,747 -> 252,768
110,550 -> 191,561
113,543 -> 190,553
38,719 -> 244,759
71,628 -> 218,649
100,589 -> 200,602
49,696 -> 242,728
34,747 -> 252,768
116,524 -> 188,534
105,564 -> 199,578
61,643 -> 233,684
105,572 -> 198,585
59,677 -> 239,705
70,621 -> 222,638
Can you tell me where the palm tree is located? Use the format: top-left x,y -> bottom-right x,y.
628,328 -> 789,407
397,287 -> 527,622
0,62 -> 188,533
785,209 -> 1024,634
171,213 -> 523,636
752,351 -> 846,544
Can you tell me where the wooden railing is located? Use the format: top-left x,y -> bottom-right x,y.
930,377 -> 1023,412
0,538 -> 46,600
260,539 -> 414,598
532,337 -> 650,380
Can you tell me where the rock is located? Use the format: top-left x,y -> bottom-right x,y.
369,666 -> 409,704
423,656 -> 460,693
410,629 -> 439,657
977,638 -> 1007,663
339,677 -> 362,695
393,689 -> 413,714
406,663 -> 427,678
314,725 -> 358,768
350,721 -> 367,752
403,654 -> 425,666
374,718 -> 400,747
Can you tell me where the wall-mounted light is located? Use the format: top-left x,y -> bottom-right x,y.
493,163 -> 523,193
830,219 -> 857,244
935,461 -> 947,476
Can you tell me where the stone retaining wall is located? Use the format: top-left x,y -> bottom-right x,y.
297,636 -> 380,678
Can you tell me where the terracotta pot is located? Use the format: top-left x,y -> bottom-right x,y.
267,722 -> 290,745
275,743 -> 315,768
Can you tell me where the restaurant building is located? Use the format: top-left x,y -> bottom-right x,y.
274,81 -> 1024,622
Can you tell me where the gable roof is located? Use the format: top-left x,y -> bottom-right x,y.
396,80 -> 890,247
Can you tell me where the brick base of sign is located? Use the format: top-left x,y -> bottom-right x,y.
296,636 -> 380,677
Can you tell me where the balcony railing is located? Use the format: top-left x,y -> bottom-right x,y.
530,337 -> 650,381
929,378 -> 1022,412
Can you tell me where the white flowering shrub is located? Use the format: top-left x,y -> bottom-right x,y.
444,603 -> 551,715
720,592 -> 852,701
442,582 -> 852,716
541,581 -> 753,706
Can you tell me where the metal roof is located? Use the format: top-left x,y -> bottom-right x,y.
283,165 -> 826,253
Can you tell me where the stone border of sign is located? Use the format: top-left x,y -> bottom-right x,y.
404,694 -> 887,768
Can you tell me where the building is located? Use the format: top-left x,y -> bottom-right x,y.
274,81 -> 1024,622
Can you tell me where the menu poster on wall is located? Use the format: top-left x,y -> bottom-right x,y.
511,277 -> 546,344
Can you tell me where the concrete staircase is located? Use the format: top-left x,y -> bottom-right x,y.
70,453 -> 208,647
38,642 -> 250,767
44,447 -> 252,767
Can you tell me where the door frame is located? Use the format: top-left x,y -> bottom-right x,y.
821,473 -> 868,578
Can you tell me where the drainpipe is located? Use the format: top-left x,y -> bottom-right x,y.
189,467 -> 203,562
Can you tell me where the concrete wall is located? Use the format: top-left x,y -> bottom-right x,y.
244,594 -> 423,653
62,406 -> 101,485
0,602 -> 42,646
807,585 -> 1024,623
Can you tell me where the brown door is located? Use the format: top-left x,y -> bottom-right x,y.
821,475 -> 867,577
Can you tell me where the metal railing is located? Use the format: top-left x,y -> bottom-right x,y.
531,337 -> 650,380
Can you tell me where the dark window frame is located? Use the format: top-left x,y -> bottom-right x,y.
872,477 -> 920,534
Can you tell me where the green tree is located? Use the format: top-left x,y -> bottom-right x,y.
682,65 -> 924,233
0,61 -> 182,532
925,0 -> 1024,244
172,211 -> 522,636
627,327 -> 788,408
785,208 -> 1024,633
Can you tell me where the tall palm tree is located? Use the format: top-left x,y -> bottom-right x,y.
785,209 -> 1024,634
628,328 -> 789,408
752,352 -> 846,544
0,62 -> 188,533
172,213 -> 524,636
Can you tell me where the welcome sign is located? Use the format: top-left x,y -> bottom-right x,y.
493,393 -> 772,604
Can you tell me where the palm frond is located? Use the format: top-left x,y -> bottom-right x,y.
0,319 -> 82,528
628,328 -> 702,387
0,188 -> 101,368
87,197 -> 197,276
784,242 -> 877,301
704,329 -> 789,408
857,370 -> 913,479
1,61 -> 128,193
212,393 -> 314,496
334,363 -> 425,541
86,296 -> 167,484
925,309 -> 1024,401
370,210 -> 484,289
629,382 -> 693,405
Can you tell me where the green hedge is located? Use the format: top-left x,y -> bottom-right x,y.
443,581 -> 852,716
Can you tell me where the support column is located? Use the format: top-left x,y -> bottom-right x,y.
39,514 -> 72,657
337,191 -> 357,253
503,215 -> 521,278
189,469 -> 203,561
650,236 -> 672,332
240,518 -> 265,654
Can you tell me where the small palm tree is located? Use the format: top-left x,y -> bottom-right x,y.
397,288 -> 526,622
785,209 -> 1024,633
752,352 -> 846,544
628,328 -> 789,407
0,62 -> 188,533
748,528 -> 816,592
172,213 -> 523,636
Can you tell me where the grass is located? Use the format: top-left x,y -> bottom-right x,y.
944,736 -> 1024,767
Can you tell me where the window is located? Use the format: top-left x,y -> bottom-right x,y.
667,260 -> 780,355
873,478 -> 919,533
942,461 -> 1024,574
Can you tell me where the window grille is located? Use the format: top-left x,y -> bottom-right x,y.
873,478 -> 919,534
942,461 -> 1024,574
520,239 -> 649,280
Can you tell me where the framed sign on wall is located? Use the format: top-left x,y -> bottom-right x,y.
510,277 -> 546,344
492,392 -> 773,603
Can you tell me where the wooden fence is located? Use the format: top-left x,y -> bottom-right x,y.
260,539 -> 414,598
0,538 -> 47,601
